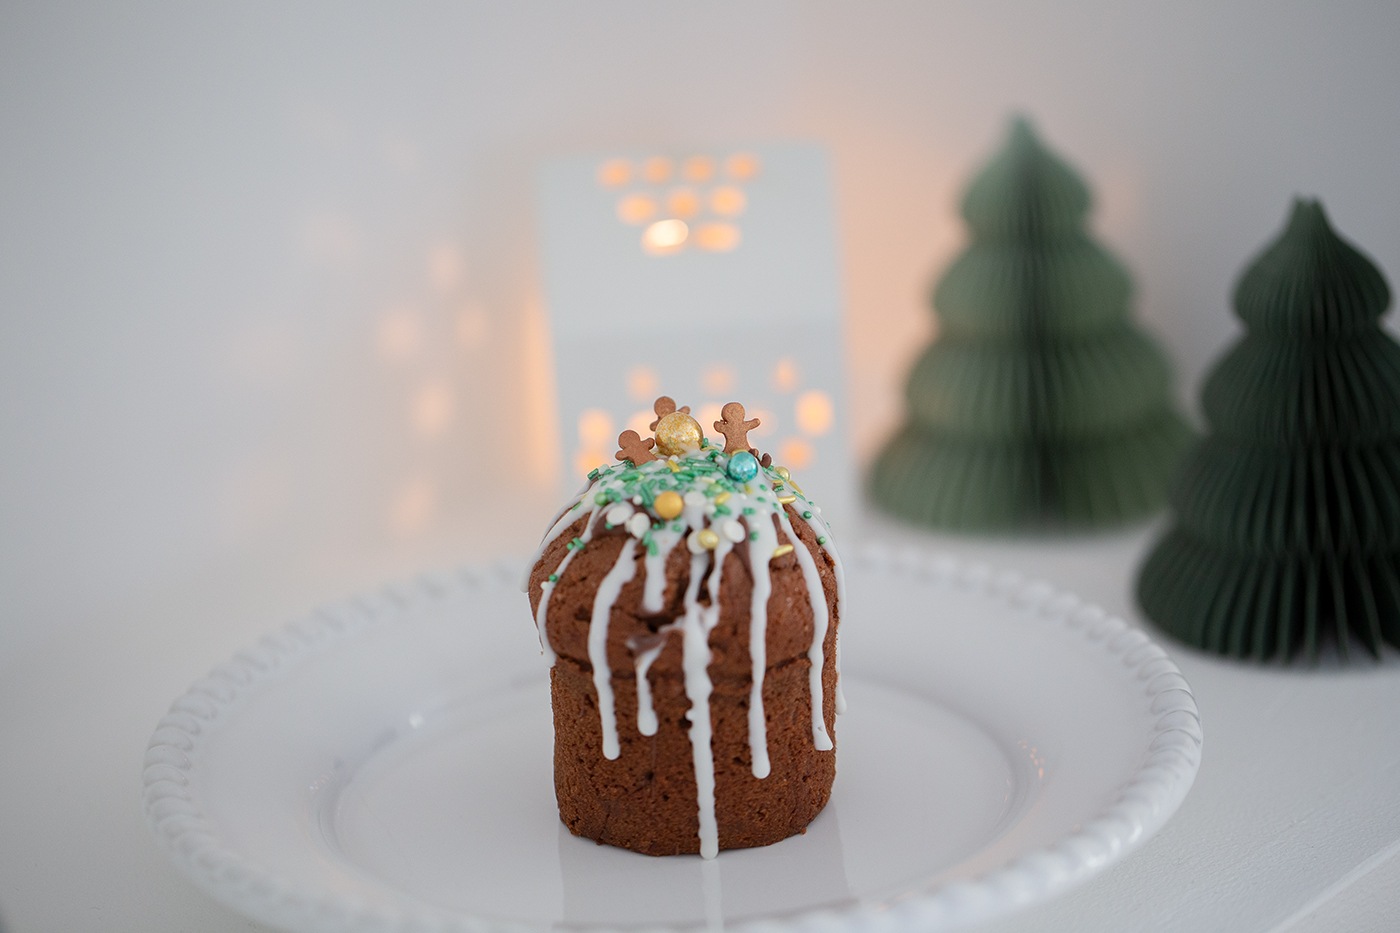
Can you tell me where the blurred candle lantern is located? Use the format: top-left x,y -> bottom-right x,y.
537,143 -> 854,518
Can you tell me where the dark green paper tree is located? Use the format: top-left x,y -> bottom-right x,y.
1139,200 -> 1400,661
871,118 -> 1191,529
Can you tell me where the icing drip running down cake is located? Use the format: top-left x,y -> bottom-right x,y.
525,397 -> 845,858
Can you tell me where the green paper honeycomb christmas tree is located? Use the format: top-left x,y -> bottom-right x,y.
1138,200 -> 1400,661
871,118 -> 1192,529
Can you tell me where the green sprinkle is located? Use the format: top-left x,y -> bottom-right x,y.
802,510 -> 813,519
817,536 -> 828,545
749,530 -> 760,541
588,468 -> 600,480
714,505 -> 732,516
594,492 -> 609,505
547,573 -> 559,583
743,507 -> 756,515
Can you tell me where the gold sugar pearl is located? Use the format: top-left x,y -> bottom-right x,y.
654,490 -> 684,520
697,528 -> 720,549
654,411 -> 703,456
774,466 -> 791,481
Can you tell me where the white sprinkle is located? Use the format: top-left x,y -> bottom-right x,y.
683,491 -> 707,508
722,519 -> 745,543
632,496 -> 643,505
626,513 -> 651,538
687,531 -> 706,554
605,502 -> 634,526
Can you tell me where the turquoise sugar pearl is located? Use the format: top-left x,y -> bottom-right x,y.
726,450 -> 759,482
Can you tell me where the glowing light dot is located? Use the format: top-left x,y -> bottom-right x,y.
598,159 -> 632,188
724,152 -> 761,180
780,438 -> 814,470
627,409 -> 654,437
709,186 -> 747,217
627,366 -> 659,401
643,157 -> 673,183
694,223 -> 741,252
701,366 -> 736,396
377,308 -> 423,363
773,357 -> 800,392
574,448 -> 607,477
617,194 -> 658,225
456,305 -> 490,350
682,155 -> 716,182
796,390 -> 834,436
642,219 -> 689,255
578,409 -> 615,446
412,381 -> 454,437
667,188 -> 701,218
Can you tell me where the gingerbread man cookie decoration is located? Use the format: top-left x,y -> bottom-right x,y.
615,430 -> 657,465
650,396 -> 692,432
714,401 -> 761,454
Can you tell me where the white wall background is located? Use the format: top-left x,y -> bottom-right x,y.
3,0 -> 1399,660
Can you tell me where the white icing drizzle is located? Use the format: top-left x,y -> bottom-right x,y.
590,538 -> 639,760
780,510 -> 833,751
528,448 -> 844,859
531,508 -> 605,664
796,501 -> 847,715
641,529 -> 680,613
745,516 -> 775,780
680,551 -> 720,859
633,640 -> 664,736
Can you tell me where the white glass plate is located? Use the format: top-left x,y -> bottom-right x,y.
143,545 -> 1201,933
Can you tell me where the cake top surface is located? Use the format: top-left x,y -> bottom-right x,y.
533,395 -> 833,565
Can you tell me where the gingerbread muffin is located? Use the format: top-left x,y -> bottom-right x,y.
525,397 -> 845,858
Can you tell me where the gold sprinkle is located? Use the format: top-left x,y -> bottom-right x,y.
714,491 -> 731,504
771,544 -> 794,559
697,529 -> 720,549
666,460 -> 681,473
778,494 -> 797,504
774,466 -> 791,481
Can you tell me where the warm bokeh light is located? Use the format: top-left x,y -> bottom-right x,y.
412,381 -> 454,437
456,304 -> 490,350
708,186 -> 747,217
377,308 -> 423,362
389,478 -> 436,536
681,155 -> 715,182
750,408 -> 776,437
575,447 -> 610,476
627,409 -> 654,437
627,365 -> 659,401
428,243 -> 463,290
693,222 -> 741,252
795,389 -> 834,436
642,219 -> 689,255
697,403 -> 723,436
643,156 -> 673,184
724,152 -> 761,180
780,437 -> 814,469
617,193 -> 658,225
578,408 -> 615,446
772,357 -> 800,393
666,187 -> 701,219
597,159 -> 632,188
701,365 -> 736,396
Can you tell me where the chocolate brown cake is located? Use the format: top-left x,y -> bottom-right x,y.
525,398 -> 844,858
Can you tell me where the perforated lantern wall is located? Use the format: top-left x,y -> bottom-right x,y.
537,143 -> 854,519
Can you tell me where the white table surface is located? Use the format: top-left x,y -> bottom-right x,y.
3,507 -> 1397,933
